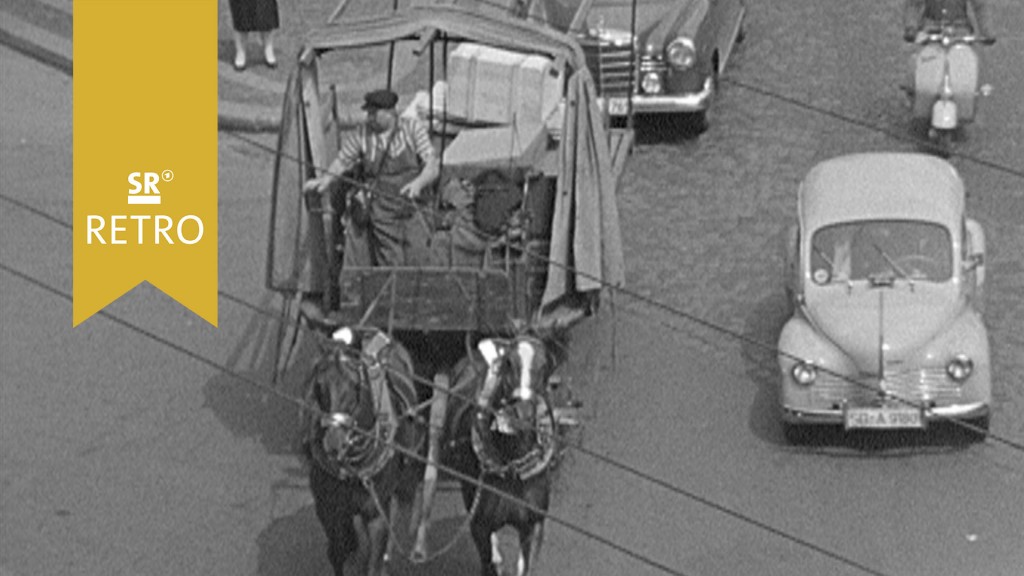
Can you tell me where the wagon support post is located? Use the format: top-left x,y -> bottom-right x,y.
412,372 -> 451,561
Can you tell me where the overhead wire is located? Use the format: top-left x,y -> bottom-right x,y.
216,128 -> 1024,451
719,78 -> 1024,178
3,5 -> 1020,569
0,189 -> 919,575
0,260 -> 707,576
0,107 -> 1008,576
0,187 -> 1004,576
0,257 -> 901,576
353,0 -> 1024,177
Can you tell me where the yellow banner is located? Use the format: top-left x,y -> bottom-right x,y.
73,0 -> 217,326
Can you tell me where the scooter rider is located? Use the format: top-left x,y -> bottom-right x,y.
902,0 -> 996,44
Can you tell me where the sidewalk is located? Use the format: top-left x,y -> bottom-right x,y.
0,0 -> 374,133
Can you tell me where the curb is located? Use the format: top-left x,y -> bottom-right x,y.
0,17 -> 72,75
0,12 -> 282,134
218,100 -> 282,133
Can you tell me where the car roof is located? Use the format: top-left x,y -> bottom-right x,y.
799,153 -> 965,230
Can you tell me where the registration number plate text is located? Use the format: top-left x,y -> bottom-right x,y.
607,97 -> 629,116
845,406 -> 925,430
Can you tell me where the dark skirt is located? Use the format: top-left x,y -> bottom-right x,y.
228,0 -> 279,33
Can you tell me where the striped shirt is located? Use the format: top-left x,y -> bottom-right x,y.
335,116 -> 436,174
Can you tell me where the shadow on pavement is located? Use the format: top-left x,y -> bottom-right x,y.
202,294 -> 314,456
257,500 -> 480,576
256,505 -> 332,576
742,290 -> 792,446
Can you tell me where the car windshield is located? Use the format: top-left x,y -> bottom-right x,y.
810,220 -> 952,284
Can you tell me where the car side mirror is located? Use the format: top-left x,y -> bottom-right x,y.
964,252 -> 984,273
782,225 -> 798,284
965,218 -> 986,287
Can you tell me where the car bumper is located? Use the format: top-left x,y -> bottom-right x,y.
782,402 -> 990,426
602,76 -> 714,116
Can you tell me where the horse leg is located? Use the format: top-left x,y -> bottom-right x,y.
366,514 -> 390,576
324,520 -> 357,576
385,496 -> 400,565
471,520 -> 499,576
516,521 -> 545,576
310,466 -> 357,575
491,532 -> 504,569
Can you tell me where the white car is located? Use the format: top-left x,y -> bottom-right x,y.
779,153 -> 990,441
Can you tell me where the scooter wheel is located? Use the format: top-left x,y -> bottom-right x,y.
927,128 -> 954,156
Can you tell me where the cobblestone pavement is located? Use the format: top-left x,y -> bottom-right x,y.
545,1 -> 1024,575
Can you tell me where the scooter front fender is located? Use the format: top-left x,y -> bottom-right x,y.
913,45 -> 945,119
912,43 -> 980,123
948,44 -> 979,121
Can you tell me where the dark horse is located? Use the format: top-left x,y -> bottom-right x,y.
303,326 -> 425,576
442,334 -> 558,576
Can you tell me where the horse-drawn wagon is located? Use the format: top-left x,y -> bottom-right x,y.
265,4 -> 631,574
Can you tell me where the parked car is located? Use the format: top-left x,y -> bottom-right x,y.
523,0 -> 746,130
779,153 -> 990,441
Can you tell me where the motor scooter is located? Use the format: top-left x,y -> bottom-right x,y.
907,27 -> 993,148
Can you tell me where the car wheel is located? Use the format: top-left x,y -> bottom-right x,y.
690,109 -> 710,135
690,63 -> 720,134
782,421 -> 810,444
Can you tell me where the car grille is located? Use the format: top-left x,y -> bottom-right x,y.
580,38 -> 637,97
812,369 -> 962,406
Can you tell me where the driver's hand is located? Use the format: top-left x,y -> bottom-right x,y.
303,174 -> 334,194
400,182 -> 421,200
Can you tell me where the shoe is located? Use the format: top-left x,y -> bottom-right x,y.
264,46 -> 277,68
233,50 -> 246,72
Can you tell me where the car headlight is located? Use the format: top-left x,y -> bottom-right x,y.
641,71 -> 662,94
666,38 -> 696,70
791,362 -> 818,386
946,354 -> 973,382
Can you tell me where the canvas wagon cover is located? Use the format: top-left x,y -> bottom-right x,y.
267,4 -> 624,312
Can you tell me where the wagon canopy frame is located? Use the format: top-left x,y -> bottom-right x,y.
302,4 -> 589,68
267,3 -> 629,334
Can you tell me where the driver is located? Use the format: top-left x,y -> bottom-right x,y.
303,89 -> 440,267
902,0 -> 996,43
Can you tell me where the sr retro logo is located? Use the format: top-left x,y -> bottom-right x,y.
85,170 -> 205,245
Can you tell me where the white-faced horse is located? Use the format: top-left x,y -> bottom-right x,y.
442,334 -> 558,576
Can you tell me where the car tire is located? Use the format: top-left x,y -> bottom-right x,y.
688,110 -> 709,135
782,421 -> 810,444
689,64 -> 720,134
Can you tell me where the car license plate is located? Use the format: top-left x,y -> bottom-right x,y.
844,406 -> 924,430
607,97 -> 629,116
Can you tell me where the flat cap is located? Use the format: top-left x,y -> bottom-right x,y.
362,89 -> 399,110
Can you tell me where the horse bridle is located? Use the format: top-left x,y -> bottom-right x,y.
309,336 -> 398,481
471,337 -> 556,479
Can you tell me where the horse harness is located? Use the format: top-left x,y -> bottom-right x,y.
306,332 -> 406,483
470,339 -> 557,481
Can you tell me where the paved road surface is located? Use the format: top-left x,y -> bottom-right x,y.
3,0 -> 1024,575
